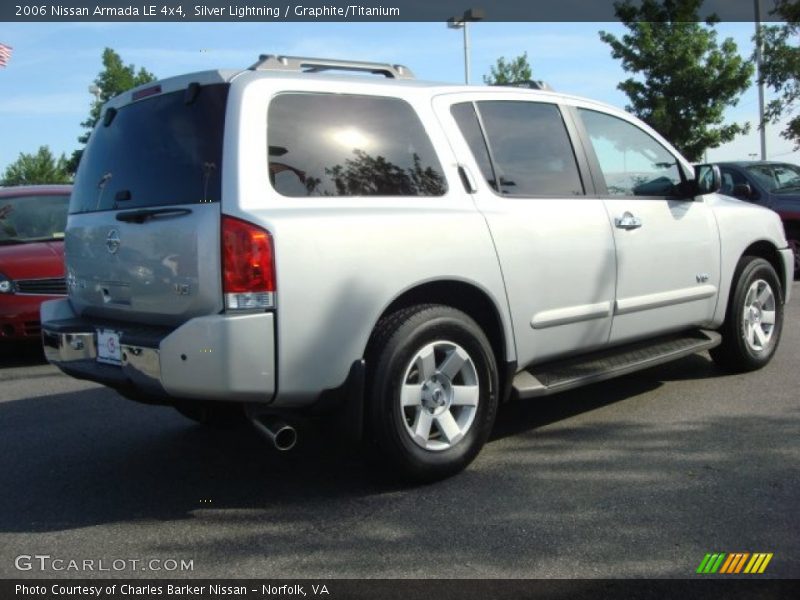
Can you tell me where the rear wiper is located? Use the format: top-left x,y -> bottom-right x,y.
116,208 -> 192,224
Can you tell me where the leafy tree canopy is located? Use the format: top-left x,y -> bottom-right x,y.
1,146 -> 71,186
600,0 -> 753,161
483,52 -> 533,85
759,0 -> 800,147
68,48 -> 155,173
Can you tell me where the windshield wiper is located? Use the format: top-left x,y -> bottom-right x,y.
116,207 -> 192,223
0,238 -> 26,245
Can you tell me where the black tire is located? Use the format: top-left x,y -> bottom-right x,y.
710,256 -> 784,372
174,401 -> 246,429
365,304 -> 498,482
787,237 -> 800,278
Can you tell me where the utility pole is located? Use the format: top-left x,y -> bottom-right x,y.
755,0 -> 767,160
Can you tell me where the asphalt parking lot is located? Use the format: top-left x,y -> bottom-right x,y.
1,283 -> 798,579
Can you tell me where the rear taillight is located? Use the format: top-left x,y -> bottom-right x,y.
222,215 -> 275,310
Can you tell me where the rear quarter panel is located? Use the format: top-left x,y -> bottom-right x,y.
222,75 -> 514,406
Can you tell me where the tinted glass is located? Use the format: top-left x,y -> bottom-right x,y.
0,194 -> 69,243
579,109 -> 682,197
451,102 -> 497,190
474,101 -> 583,197
71,84 -> 228,214
268,93 -> 446,197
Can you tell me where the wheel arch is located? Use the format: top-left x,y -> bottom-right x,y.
365,279 -> 516,402
371,279 -> 512,361
740,240 -> 787,300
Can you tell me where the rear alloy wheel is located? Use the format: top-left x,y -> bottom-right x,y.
367,304 -> 498,482
400,340 -> 480,452
710,256 -> 784,372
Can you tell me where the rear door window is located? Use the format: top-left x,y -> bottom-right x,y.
70,84 -> 228,214
453,101 -> 584,197
268,93 -> 447,197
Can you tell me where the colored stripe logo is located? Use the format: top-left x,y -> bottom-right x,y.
696,552 -> 773,574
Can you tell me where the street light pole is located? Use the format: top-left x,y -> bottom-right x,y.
463,21 -> 470,84
448,8 -> 484,85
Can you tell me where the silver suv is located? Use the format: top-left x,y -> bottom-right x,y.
42,55 -> 793,481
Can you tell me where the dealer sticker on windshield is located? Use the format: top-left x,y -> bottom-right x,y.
97,330 -> 122,365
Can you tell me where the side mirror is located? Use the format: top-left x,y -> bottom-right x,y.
693,164 -> 721,195
732,183 -> 753,200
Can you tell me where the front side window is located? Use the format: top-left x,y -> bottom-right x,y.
268,93 -> 447,197
459,101 -> 584,197
579,109 -> 683,197
720,168 -> 749,197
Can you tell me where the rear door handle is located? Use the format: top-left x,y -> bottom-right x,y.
457,164 -> 478,193
614,212 -> 643,230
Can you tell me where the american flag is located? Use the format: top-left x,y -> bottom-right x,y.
0,43 -> 13,68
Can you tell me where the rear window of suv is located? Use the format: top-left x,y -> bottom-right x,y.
70,84 -> 228,214
267,93 -> 447,197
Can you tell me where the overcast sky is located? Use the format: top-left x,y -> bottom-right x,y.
0,20 -> 796,173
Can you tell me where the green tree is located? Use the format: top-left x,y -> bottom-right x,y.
600,0 -> 753,161
67,48 -> 155,173
759,0 -> 800,147
1,146 -> 71,186
483,52 -> 533,85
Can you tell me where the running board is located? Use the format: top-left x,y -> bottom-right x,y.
512,330 -> 721,399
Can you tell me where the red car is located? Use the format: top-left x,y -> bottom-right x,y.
0,185 -> 71,342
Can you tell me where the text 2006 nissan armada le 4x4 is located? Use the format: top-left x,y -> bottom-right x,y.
43,55 -> 793,481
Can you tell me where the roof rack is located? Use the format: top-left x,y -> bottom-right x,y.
491,80 -> 553,91
249,55 -> 415,80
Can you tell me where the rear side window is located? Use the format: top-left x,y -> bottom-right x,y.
451,103 -> 497,190
268,93 -> 447,197
578,108 -> 683,197
71,84 -> 228,214
458,101 -> 584,197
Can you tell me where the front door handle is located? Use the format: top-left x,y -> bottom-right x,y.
615,212 -> 643,230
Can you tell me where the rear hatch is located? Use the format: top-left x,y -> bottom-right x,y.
67,76 -> 229,327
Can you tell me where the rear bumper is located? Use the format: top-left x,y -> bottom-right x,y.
41,299 -> 276,403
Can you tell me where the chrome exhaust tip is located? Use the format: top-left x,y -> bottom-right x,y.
250,415 -> 297,451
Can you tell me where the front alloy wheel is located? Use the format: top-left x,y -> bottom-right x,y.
710,256 -> 784,372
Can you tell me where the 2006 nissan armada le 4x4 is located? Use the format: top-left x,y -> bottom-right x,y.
43,55 -> 793,481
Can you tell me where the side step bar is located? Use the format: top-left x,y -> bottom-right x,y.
512,330 -> 721,399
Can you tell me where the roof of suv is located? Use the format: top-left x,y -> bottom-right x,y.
113,66 -> 621,117
0,184 -> 72,197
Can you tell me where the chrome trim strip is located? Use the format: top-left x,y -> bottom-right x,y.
615,285 -> 717,316
531,301 -> 612,329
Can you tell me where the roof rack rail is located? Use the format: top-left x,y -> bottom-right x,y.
249,55 -> 415,80
491,80 -> 553,91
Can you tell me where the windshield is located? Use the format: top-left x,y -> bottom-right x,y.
745,163 -> 800,194
0,194 -> 69,243
70,83 -> 228,214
